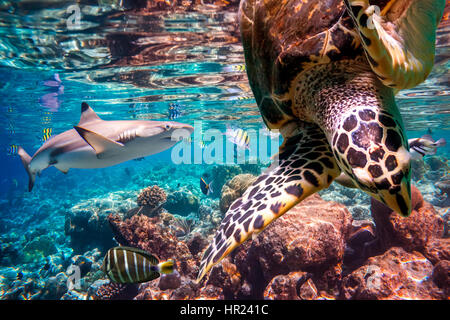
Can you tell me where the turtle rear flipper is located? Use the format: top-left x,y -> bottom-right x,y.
196,122 -> 341,282
344,0 -> 445,90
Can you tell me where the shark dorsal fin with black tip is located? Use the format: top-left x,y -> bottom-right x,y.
78,102 -> 102,126
74,126 -> 124,159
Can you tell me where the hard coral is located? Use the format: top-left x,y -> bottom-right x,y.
341,247 -> 443,300
219,173 -> 256,214
137,185 -> 167,216
107,214 -> 197,278
93,281 -> 139,300
370,185 -> 445,253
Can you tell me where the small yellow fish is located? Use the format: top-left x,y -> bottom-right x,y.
42,128 -> 52,142
7,144 -> 19,155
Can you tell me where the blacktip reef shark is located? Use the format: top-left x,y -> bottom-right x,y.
18,102 -> 194,191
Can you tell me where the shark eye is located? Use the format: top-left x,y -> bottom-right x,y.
164,124 -> 172,131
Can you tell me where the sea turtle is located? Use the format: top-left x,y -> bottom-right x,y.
197,0 -> 446,281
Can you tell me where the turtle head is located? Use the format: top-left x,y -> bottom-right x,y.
331,107 -> 412,217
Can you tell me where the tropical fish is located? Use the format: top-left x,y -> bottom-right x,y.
18,102 -> 193,191
7,144 -> 19,156
168,103 -> 182,120
42,128 -> 52,142
225,124 -> 250,149
200,176 -> 214,195
408,134 -> 446,160
183,136 -> 207,149
223,64 -> 246,73
102,246 -> 174,284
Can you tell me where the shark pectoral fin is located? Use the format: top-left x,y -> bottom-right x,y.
196,123 -> 341,282
74,126 -> 124,159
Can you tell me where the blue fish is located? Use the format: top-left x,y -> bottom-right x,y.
168,103 -> 182,120
200,176 -> 214,195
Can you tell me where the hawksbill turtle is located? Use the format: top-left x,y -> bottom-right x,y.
197,0 -> 446,281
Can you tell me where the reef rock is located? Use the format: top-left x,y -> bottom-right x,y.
136,185 -> 167,216
65,191 -> 137,253
219,173 -> 257,214
435,176 -> 450,208
92,280 -> 139,300
23,235 -> 57,263
432,260 -> 450,297
159,270 -> 182,291
207,257 -> 241,299
232,194 -> 352,297
263,271 -> 306,300
210,165 -> 243,198
107,214 -> 197,278
164,189 -> 199,216
370,185 -> 444,253
341,247 -> 444,300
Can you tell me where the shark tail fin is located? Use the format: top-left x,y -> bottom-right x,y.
18,147 -> 35,192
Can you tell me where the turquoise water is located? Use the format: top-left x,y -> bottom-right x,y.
0,1 -> 449,300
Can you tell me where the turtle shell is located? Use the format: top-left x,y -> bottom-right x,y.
240,0 -> 364,129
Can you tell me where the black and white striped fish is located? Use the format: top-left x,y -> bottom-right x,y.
408,134 -> 446,160
102,246 -> 174,284
225,124 -> 250,149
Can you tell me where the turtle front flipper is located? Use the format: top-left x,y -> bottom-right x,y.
344,0 -> 445,90
196,122 -> 341,282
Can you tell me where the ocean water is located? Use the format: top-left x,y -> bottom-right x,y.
0,1 -> 448,300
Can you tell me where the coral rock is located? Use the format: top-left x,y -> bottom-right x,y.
107,214 -> 196,278
65,191 -> 137,253
370,185 -> 444,252
432,260 -> 450,297
159,270 -> 182,291
210,165 -> 243,198
233,194 -> 352,296
263,271 -> 307,300
197,284 -> 224,300
207,257 -> 241,299
137,185 -> 167,216
219,173 -> 257,213
422,238 -> 450,264
186,233 -> 209,257
341,247 -> 443,300
164,189 -> 199,216
93,281 -> 139,300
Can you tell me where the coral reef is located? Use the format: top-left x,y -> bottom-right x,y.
164,189 -> 199,216
219,173 -> 256,214
92,280 -> 139,300
203,194 -> 353,299
65,190 -> 137,253
136,185 -> 167,216
107,213 -> 197,278
341,247 -> 442,300
435,176 -> 450,207
209,165 -> 243,198
1,152 -> 449,300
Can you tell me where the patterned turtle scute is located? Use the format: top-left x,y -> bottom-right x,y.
240,0 -> 363,129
